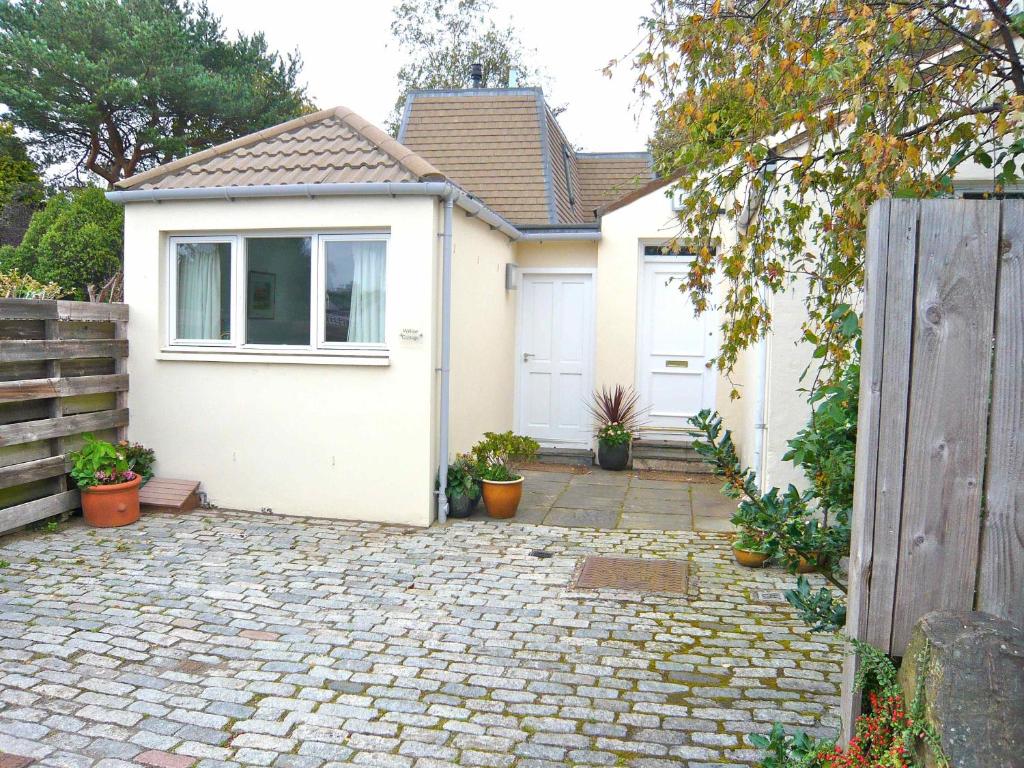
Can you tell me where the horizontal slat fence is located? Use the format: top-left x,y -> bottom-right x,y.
0,298 -> 128,534
840,199 -> 1024,737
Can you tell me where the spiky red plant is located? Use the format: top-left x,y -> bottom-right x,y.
586,385 -> 645,435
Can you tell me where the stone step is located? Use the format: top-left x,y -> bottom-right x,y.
631,455 -> 716,474
630,439 -> 713,474
534,447 -> 594,468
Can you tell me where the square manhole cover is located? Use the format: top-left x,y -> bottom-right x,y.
574,556 -> 689,593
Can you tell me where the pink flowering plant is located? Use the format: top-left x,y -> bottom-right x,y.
69,434 -> 138,488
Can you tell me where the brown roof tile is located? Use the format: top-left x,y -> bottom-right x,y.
577,154 -> 655,219
116,107 -> 444,191
400,91 -> 552,225
400,89 -> 652,226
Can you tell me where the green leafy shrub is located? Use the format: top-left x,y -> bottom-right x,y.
69,434 -> 135,488
11,187 -> 123,299
120,440 -> 156,482
689,406 -> 848,632
784,355 -> 859,526
470,431 -> 539,483
470,431 -> 539,465
444,454 -> 480,500
0,122 -> 43,212
0,268 -> 62,298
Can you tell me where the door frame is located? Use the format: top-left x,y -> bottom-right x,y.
513,267 -> 598,449
634,246 -> 719,441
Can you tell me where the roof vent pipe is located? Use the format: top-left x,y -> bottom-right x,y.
470,62 -> 483,88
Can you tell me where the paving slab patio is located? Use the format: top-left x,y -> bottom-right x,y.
0,510 -> 841,768
457,468 -> 736,531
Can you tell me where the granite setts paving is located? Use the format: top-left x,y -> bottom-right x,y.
0,511 -> 842,767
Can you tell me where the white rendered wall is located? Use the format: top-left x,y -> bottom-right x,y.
123,195 -> 438,526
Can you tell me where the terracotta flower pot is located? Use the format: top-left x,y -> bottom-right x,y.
733,546 -> 770,568
481,477 -> 523,519
80,475 -> 142,528
791,551 -> 819,573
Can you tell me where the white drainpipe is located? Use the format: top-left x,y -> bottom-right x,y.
751,333 -> 769,491
437,194 -> 455,524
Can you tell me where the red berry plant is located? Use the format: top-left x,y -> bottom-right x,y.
753,640 -> 947,768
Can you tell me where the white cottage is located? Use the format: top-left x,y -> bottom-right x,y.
109,88 -> 786,526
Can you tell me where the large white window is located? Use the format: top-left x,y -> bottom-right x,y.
168,233 -> 388,356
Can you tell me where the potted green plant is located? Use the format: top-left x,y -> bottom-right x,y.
732,531 -> 772,568
69,434 -> 154,528
587,385 -> 644,470
470,432 -> 539,519
119,440 -> 156,484
445,453 -> 481,518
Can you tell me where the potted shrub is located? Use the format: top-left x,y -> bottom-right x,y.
727,487 -> 793,568
587,385 -> 644,470
477,452 -> 523,519
69,434 -> 152,528
732,531 -> 772,568
470,432 -> 539,519
120,440 -> 156,484
444,453 -> 480,519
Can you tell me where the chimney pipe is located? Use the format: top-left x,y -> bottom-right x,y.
470,62 -> 483,88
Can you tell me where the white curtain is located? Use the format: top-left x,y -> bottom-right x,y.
176,245 -> 222,340
348,241 -> 386,343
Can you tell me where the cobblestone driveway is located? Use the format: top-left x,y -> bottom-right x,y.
0,511 -> 842,768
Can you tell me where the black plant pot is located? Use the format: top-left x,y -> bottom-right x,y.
597,441 -> 630,471
447,493 -> 474,518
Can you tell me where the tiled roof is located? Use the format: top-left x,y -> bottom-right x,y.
399,90 -> 551,226
577,154 -> 656,218
545,111 -> 585,225
114,97 -> 657,225
399,89 -> 653,226
116,107 -> 444,191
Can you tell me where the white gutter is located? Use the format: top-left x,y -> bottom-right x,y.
516,229 -> 602,241
105,182 -> 601,242
437,194 -> 454,524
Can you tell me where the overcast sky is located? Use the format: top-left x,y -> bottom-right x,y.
204,0 -> 656,152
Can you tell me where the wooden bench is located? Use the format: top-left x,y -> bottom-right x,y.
140,478 -> 201,513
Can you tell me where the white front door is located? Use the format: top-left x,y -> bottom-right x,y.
516,272 -> 595,447
637,257 -> 717,440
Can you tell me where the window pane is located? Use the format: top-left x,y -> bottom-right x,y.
324,240 -> 386,343
245,237 -> 311,345
175,242 -> 231,341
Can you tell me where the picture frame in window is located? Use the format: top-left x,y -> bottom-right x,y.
247,270 -> 276,320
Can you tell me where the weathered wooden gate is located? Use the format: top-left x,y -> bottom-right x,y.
841,198 -> 1023,735
0,298 -> 128,534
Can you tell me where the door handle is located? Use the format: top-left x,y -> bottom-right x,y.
522,352 -> 535,362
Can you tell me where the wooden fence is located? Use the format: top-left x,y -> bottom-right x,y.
0,298 -> 128,534
840,199 -> 1023,735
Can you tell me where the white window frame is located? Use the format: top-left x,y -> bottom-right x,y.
165,231 -> 390,360
167,235 -> 240,348
316,233 -> 390,352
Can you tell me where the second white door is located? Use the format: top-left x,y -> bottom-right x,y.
637,257 -> 717,439
517,272 -> 594,447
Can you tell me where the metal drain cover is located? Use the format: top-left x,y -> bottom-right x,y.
753,589 -> 788,604
574,556 -> 689,593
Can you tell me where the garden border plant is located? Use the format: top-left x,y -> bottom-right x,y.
753,639 -> 947,768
